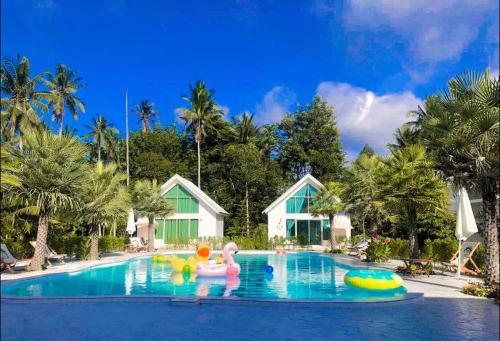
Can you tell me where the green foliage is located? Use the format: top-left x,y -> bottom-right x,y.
98,236 -> 127,253
366,238 -> 391,262
462,283 -> 496,298
47,235 -> 91,260
420,238 -> 458,262
388,238 -> 410,259
131,179 -> 174,218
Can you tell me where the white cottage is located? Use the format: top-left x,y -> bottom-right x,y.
263,174 -> 352,245
137,174 -> 227,247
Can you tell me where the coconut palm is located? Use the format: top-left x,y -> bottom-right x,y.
80,162 -> 130,260
234,112 -> 258,143
377,145 -> 449,258
133,99 -> 158,133
0,55 -> 49,149
343,153 -> 387,235
310,181 -> 346,251
0,145 -> 20,190
131,179 -> 174,252
44,64 -> 86,137
85,115 -> 118,162
417,70 -> 499,284
176,81 -> 224,188
8,131 -> 87,271
388,123 -> 421,151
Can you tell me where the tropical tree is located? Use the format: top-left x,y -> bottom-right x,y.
0,145 -> 20,190
131,179 -> 174,252
377,145 -> 449,258
310,181 -> 346,250
0,55 -> 49,148
388,123 -> 421,151
344,153 -> 387,235
176,81 -> 224,188
80,162 -> 130,260
233,112 -> 257,143
8,131 -> 87,270
43,64 -> 85,137
133,99 -> 158,133
85,115 -> 118,162
416,70 -> 499,284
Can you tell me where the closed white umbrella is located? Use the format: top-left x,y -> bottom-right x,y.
126,208 -> 136,236
454,187 -> 478,278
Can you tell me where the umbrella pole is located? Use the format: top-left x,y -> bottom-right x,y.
457,240 -> 461,278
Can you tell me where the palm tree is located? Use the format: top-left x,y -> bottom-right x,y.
0,55 -> 49,149
377,145 -> 449,258
310,181 -> 346,251
388,123 -> 421,151
176,81 -> 224,188
44,64 -> 86,137
8,131 -> 87,271
344,153 -> 387,235
131,179 -> 174,252
234,112 -> 258,143
0,145 -> 20,190
80,162 -> 130,260
417,70 -> 499,285
133,100 -> 158,133
84,115 -> 118,162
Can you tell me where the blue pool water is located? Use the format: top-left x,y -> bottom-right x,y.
1,253 -> 406,301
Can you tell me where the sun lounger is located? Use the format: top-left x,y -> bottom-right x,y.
29,241 -> 66,265
347,239 -> 370,257
1,243 -> 30,272
442,241 -> 481,276
128,237 -> 147,252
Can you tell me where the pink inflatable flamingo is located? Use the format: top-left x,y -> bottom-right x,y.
196,242 -> 241,277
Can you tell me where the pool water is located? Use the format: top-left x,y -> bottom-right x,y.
1,253 -> 407,301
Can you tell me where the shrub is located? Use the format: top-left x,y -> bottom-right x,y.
462,283 -> 496,298
350,234 -> 366,245
431,238 -> 458,262
98,236 -> 126,253
388,238 -> 410,259
366,238 -> 391,262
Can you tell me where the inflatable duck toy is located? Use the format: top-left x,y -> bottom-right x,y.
170,255 -> 198,273
196,244 -> 210,263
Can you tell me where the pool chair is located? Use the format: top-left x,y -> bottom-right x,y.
442,241 -> 482,277
347,239 -> 370,258
128,237 -> 147,252
1,243 -> 30,272
29,241 -> 66,266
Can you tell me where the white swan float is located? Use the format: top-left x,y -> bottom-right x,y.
196,242 -> 241,277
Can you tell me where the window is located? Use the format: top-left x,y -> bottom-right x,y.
286,219 -> 295,237
164,184 -> 199,213
322,220 -> 330,240
285,184 -> 319,213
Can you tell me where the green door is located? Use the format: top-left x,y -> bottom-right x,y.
155,219 -> 164,239
310,220 -> 321,245
190,219 -> 199,238
164,220 -> 177,243
297,220 -> 309,246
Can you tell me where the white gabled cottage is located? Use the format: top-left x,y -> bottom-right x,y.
263,174 -> 352,245
137,174 -> 227,247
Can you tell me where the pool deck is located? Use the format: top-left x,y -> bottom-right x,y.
2,251 -> 499,340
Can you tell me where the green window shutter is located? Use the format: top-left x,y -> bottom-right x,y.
190,198 -> 199,213
286,219 -> 295,237
155,219 -> 164,239
190,219 -> 199,238
165,220 -> 177,242
178,219 -> 189,237
177,185 -> 190,198
286,198 -> 295,213
165,185 -> 178,198
177,198 -> 190,213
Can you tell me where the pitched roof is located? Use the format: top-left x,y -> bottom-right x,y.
262,174 -> 325,214
160,174 -> 228,215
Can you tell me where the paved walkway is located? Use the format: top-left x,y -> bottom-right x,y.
2,252 -> 498,340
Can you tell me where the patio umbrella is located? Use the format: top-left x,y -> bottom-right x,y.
126,208 -> 136,236
454,187 -> 478,278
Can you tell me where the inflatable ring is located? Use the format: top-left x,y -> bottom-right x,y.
152,255 -> 171,263
344,269 -> 404,290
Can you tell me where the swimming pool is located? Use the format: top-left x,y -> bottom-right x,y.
1,253 -> 407,301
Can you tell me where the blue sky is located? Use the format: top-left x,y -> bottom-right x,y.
2,0 -> 499,158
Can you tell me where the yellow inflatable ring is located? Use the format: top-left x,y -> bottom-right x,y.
344,270 -> 404,290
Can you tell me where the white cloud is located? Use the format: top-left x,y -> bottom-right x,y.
316,82 -> 421,153
341,0 -> 498,64
255,86 -> 296,125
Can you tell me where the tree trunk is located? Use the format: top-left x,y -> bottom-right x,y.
58,117 -> 63,137
28,211 -> 49,271
245,182 -> 250,237
329,214 -> 337,251
147,216 -> 155,252
89,221 -> 99,260
408,205 -> 419,258
111,220 -> 117,236
482,183 -> 499,286
98,143 -> 101,162
197,138 -> 201,188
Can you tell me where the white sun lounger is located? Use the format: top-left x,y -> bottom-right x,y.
29,241 -> 66,265
1,243 -> 30,272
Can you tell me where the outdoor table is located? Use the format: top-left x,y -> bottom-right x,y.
402,258 -> 434,276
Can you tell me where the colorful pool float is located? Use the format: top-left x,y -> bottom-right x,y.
344,269 -> 404,290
